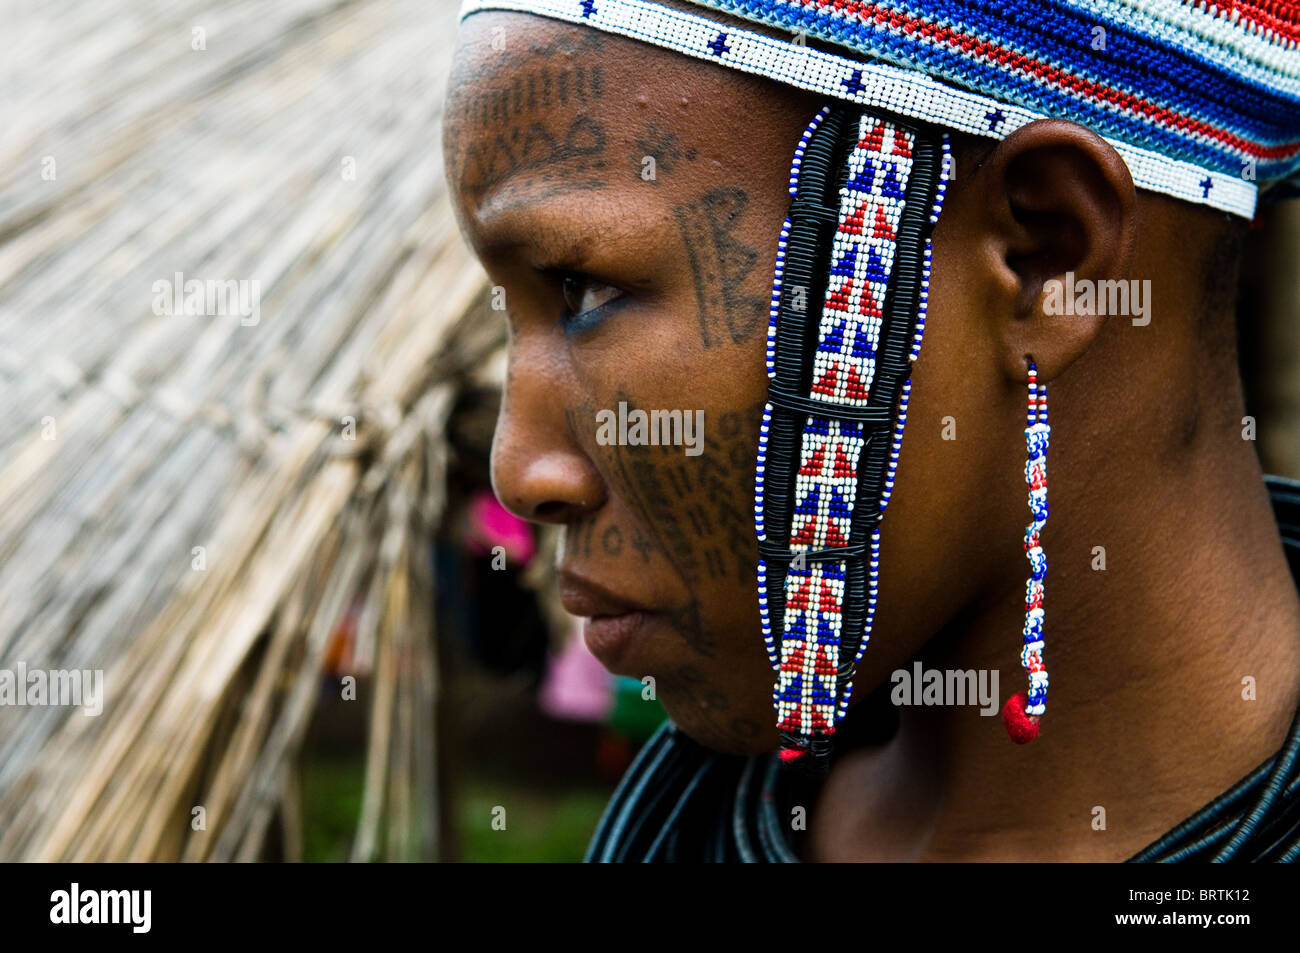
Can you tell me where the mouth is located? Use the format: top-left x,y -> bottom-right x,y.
557,571 -> 654,672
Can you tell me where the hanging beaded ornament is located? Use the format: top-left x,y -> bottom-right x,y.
1001,363 -> 1051,743
756,103 -> 949,767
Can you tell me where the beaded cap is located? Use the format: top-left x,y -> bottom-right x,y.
458,0 -> 1300,218
692,0 -> 1300,198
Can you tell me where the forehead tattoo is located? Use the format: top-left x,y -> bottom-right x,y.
446,31 -> 609,210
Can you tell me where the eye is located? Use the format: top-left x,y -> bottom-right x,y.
560,272 -> 623,322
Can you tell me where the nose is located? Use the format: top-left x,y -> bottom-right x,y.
490,355 -> 605,526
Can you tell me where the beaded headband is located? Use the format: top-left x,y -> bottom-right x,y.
456,0 -> 1273,218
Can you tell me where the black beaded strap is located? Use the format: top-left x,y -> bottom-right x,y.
758,103 -> 944,770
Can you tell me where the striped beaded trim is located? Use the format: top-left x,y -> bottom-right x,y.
458,0 -> 1258,218
754,104 -> 947,766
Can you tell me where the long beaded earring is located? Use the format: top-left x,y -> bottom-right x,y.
1002,361 -> 1050,743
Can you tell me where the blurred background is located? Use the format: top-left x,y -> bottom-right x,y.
0,0 -> 1294,862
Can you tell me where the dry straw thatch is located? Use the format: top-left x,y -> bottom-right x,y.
0,0 -> 496,860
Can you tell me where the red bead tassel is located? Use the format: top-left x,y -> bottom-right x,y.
1001,692 -> 1040,743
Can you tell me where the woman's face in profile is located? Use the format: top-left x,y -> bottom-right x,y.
441,12 -> 983,755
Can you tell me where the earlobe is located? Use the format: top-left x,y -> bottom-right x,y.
965,119 -> 1137,384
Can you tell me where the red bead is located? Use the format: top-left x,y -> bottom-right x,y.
1001,692 -> 1040,744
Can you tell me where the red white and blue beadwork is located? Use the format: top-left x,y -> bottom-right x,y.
757,107 -> 949,762
1002,363 -> 1051,744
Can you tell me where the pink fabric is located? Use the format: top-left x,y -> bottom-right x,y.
539,623 -> 614,723
464,490 -> 536,565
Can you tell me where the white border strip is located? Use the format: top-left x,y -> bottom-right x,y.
458,0 -> 1257,218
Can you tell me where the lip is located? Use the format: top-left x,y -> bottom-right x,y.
558,570 -> 654,671
557,570 -> 649,618
581,612 -> 650,670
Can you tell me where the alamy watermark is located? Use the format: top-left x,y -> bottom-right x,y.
891,662 -> 1000,716
152,271 -> 261,326
1043,271 -> 1150,326
0,662 -> 104,716
595,401 -> 704,457
50,883 -> 150,933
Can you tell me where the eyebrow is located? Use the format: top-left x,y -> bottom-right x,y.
475,180 -> 608,239
473,189 -> 669,265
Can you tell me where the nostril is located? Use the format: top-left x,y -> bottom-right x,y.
533,500 -> 568,522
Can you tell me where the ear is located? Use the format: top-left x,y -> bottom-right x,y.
960,119 -> 1136,383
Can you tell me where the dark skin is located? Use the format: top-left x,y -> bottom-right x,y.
443,10 -> 1300,861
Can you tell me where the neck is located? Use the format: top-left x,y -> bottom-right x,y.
812,394 -> 1300,862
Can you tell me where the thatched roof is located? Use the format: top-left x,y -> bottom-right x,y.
0,0 -> 497,861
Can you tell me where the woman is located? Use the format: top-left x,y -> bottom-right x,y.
441,0 -> 1300,861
